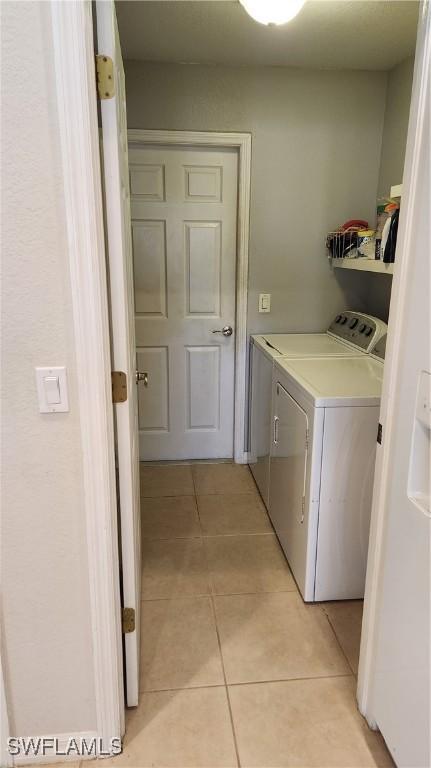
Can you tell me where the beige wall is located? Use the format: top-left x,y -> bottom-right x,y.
124,61 -> 388,329
1,1 -> 96,738
378,56 -> 415,198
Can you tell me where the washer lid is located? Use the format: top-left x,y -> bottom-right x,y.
274,356 -> 384,407
254,333 -> 365,358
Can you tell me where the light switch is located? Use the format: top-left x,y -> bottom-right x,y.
35,367 -> 69,413
44,376 -> 61,405
259,293 -> 271,313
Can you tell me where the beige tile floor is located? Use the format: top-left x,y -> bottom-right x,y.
75,462 -> 393,768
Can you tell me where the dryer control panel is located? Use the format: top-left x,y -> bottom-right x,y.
327,311 -> 387,353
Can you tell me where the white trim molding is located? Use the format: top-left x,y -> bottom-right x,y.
128,129 -> 252,463
51,0 -> 124,752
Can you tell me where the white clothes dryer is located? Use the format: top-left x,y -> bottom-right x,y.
269,339 -> 385,602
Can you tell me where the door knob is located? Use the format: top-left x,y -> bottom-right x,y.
212,325 -> 233,337
136,371 -> 148,386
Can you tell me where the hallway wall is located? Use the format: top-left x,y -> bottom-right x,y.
124,61 -> 388,329
377,56 -> 415,198
1,0 -> 96,740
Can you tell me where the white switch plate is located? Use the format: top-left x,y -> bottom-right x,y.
259,293 -> 271,313
35,367 -> 69,413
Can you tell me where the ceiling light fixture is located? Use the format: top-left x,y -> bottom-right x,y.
239,0 -> 306,26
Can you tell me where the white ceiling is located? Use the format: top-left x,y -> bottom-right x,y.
116,0 -> 418,71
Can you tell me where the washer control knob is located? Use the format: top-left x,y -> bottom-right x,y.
335,315 -> 342,323
365,327 -> 373,337
349,318 -> 358,329
340,315 -> 347,324
359,323 -> 367,333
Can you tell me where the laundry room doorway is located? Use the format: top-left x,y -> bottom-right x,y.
128,130 -> 251,464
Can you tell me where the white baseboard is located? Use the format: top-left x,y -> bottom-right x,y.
12,732 -> 104,765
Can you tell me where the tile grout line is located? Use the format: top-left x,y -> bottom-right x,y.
192,470 -> 205,538
209,594 -> 242,768
201,531 -> 275,538
141,531 -> 277,542
141,491 -> 263,499
141,491 -> 261,501
141,494 -> 197,500
227,672 -> 355,688
142,682 -> 227,694
141,671 -> 354,696
141,460 -> 233,467
140,586 -> 298,603
142,671 -> 355,695
320,606 -> 357,676
194,467 -> 241,766
190,464 -> 196,494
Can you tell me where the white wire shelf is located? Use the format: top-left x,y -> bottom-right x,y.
332,258 -> 394,275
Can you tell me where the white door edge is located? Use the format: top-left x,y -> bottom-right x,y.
51,0 -> 124,749
1,657 -> 13,768
128,129 -> 252,464
96,1 -> 141,708
357,2 -> 430,724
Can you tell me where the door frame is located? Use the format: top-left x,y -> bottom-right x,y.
128,129 -> 252,464
51,0 -> 124,753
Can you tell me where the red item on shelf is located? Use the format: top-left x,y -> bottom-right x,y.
341,219 -> 369,232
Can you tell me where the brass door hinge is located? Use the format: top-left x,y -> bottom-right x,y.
96,55 -> 115,99
377,422 -> 383,444
122,607 -> 135,634
112,371 -> 127,403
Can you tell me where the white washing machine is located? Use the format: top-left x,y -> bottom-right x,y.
249,312 -> 387,506
269,337 -> 386,602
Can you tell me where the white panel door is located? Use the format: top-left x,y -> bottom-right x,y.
96,2 -> 141,707
130,145 -> 238,460
364,7 -> 430,763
